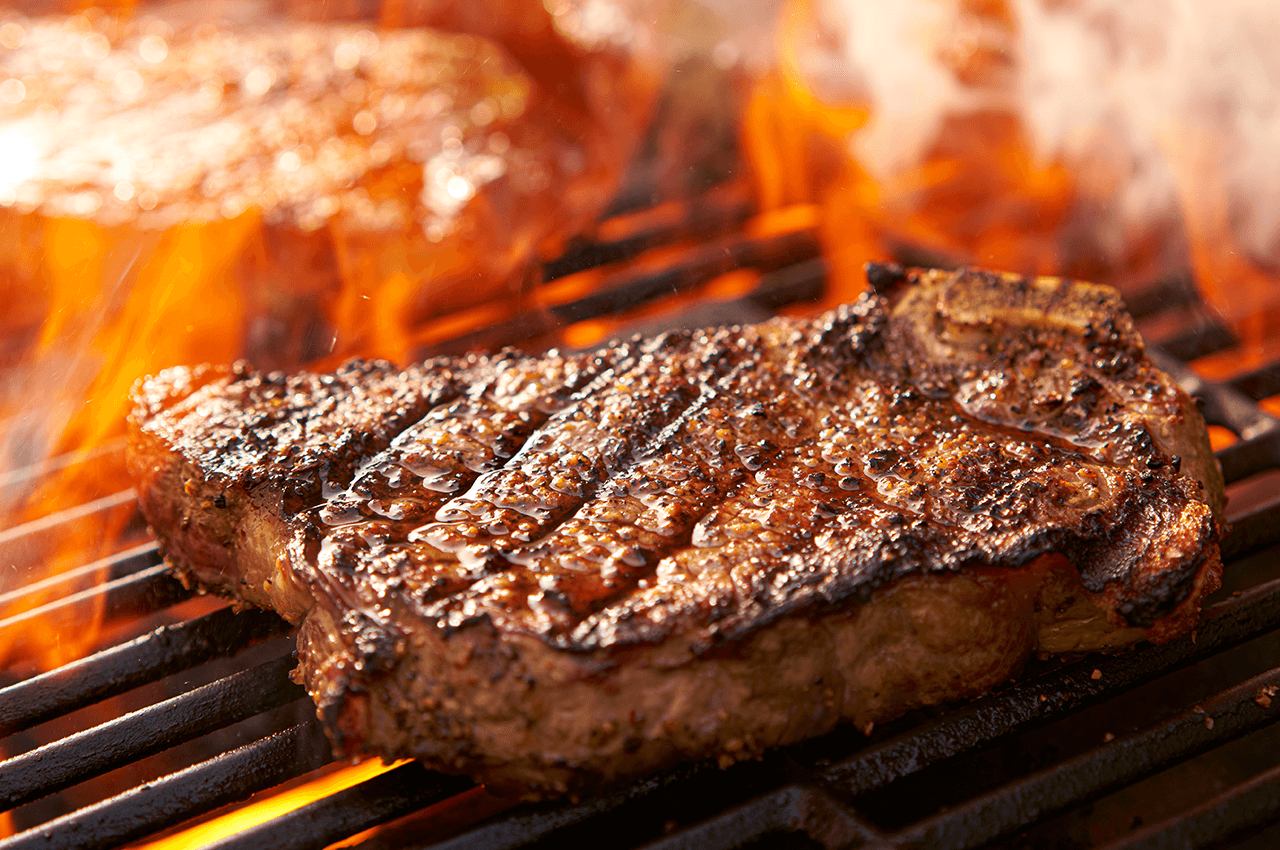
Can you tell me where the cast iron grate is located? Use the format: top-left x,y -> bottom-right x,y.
1,191 -> 1279,850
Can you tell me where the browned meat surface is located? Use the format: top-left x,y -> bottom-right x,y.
127,265 -> 1224,797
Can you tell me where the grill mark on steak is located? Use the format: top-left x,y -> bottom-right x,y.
395,331 -> 766,636
457,352 -> 772,635
299,346 -> 643,612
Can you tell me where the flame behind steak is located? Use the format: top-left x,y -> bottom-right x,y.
127,264 -> 1223,796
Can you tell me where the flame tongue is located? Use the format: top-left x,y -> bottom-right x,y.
124,759 -> 407,850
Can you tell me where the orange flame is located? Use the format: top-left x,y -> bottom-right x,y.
741,1 -> 881,305
0,213 -> 255,669
126,759 -> 407,850
1163,129 -> 1280,360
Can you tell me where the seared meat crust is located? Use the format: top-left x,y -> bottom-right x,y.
128,265 -> 1224,796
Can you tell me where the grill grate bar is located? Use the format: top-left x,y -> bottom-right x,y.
0,653 -> 303,810
0,720 -> 331,850
427,753 -> 837,850
740,256 -> 828,313
1197,385 -> 1280,445
204,761 -> 474,850
0,561 -> 190,637
548,228 -> 820,326
1217,432 -> 1280,486
1233,371 -> 1280,407
640,784 -> 886,850
0,542 -> 156,610
0,490 -> 135,549
432,228 -> 822,356
1151,315 -> 1238,363
1148,348 -> 1280,445
1221,497 -> 1280,562
1099,760 -> 1280,850
874,666 -> 1280,850
543,188 -> 754,282
429,768 -> 704,850
1122,275 -> 1200,321
1231,363 -> 1280,404
0,438 -> 126,506
0,605 -> 288,738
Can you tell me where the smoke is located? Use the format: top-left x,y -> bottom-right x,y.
1016,0 -> 1280,278
730,0 -> 1280,303
802,0 -> 1018,180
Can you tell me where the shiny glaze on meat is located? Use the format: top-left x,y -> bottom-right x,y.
128,263 -> 1224,795
132,265 -> 1222,656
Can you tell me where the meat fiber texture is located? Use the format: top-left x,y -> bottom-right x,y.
127,264 -> 1224,797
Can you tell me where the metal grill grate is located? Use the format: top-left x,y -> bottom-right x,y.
2,188 -> 1279,850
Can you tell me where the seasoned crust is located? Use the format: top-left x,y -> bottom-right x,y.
127,264 -> 1225,796
295,551 -> 1221,797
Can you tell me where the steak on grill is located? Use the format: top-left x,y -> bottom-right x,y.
127,264 -> 1224,797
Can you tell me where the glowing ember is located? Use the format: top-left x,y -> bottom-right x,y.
327,785 -> 514,849
1205,425 -> 1238,453
125,759 -> 408,850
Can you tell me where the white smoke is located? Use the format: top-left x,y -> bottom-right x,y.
726,0 -> 1280,294
1016,0 -> 1280,272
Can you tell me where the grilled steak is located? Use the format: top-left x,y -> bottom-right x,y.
127,264 -> 1224,797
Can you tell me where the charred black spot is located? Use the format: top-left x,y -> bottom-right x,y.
889,385 -> 919,412
1095,351 -> 1132,376
867,449 -> 900,472
864,261 -> 907,292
